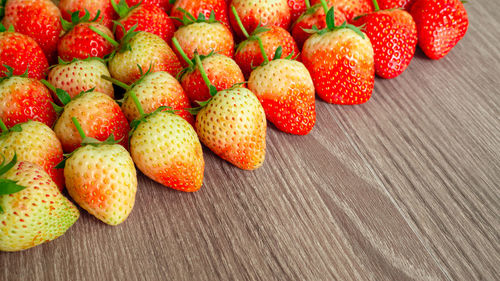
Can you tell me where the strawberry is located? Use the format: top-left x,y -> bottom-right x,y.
0,66 -> 56,128
107,28 -> 183,85
104,68 -> 194,125
302,5 -> 374,105
291,0 -> 347,48
112,0 -> 175,43
229,0 -> 291,38
59,0 -> 117,29
377,0 -> 416,9
128,92 -> 204,192
174,41 -> 245,106
248,47 -> 316,135
126,0 -> 172,13
62,118 -> 137,225
0,155 -> 79,251
287,0 -> 307,22
48,86 -> 129,153
411,0 -> 468,60
352,0 -> 417,78
0,120 -> 65,190
58,10 -> 115,61
0,24 -> 48,80
311,0 -> 373,21
172,10 -> 234,65
171,0 -> 230,28
47,58 -> 114,100
232,8 -> 299,78
2,0 -> 62,63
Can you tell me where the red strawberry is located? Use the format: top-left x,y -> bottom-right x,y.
352,0 -> 417,78
171,0 -> 230,29
248,47 -> 316,135
112,0 -> 175,43
58,10 -> 115,61
411,0 -> 468,60
287,0 -> 307,22
377,0 -> 416,10
51,87 -> 129,153
2,0 -> 62,63
0,24 -> 48,80
311,0 -> 373,21
302,6 -> 374,104
0,120 -> 65,190
229,0 -> 291,38
172,11 -> 234,65
59,0 -> 117,29
0,67 -> 56,128
126,0 -> 172,13
291,1 -> 346,48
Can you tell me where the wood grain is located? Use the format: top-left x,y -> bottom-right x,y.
1,0 -> 499,280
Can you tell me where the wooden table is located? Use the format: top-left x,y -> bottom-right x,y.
2,1 -> 499,280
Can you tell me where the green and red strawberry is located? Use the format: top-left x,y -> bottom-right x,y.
411,0 -> 468,60
171,0 -> 230,29
0,155 -> 79,251
62,118 -> 137,225
0,24 -> 48,80
59,0 -> 117,29
0,120 -> 65,190
302,5 -> 375,104
128,92 -> 204,192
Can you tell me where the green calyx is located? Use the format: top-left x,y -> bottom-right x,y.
172,36 -> 216,81
0,65 -> 27,83
102,64 -> 151,105
0,119 -> 22,138
303,3 -> 365,39
172,8 -> 219,27
128,91 -> 176,136
115,24 -> 140,54
0,23 -> 14,33
61,9 -> 101,32
111,0 -> 139,19
40,79 -> 95,113
0,154 -> 26,213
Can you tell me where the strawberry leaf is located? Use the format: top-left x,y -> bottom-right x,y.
9,124 -> 22,132
273,46 -> 283,60
0,179 -> 25,195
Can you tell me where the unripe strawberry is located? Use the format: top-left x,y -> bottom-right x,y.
171,0 -> 230,28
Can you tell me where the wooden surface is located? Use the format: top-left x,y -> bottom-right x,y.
2,1 -> 499,280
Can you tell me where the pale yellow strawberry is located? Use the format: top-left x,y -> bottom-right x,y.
0,121 -> 65,189
47,58 -> 114,99
64,144 -> 137,225
195,87 -> 267,170
130,112 -> 204,192
0,161 -> 79,251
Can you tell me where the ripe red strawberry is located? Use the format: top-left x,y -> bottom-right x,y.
229,0 -> 291,38
0,120 -> 65,190
291,1 -> 346,48
59,0 -> 117,29
47,58 -> 114,99
248,47 -> 316,135
62,118 -> 137,225
128,92 -> 204,192
302,7 -> 374,104
377,0 -> 416,9
108,28 -> 183,85
311,0 -> 373,21
1,0 -> 62,63
51,88 -> 129,153
0,67 -> 56,128
106,69 -> 194,125
287,0 -> 307,22
171,0 -> 230,29
0,25 -> 48,80
0,156 -> 79,251
176,50 -> 245,106
126,0 -> 172,13
411,0 -> 468,60
112,0 -> 175,43
352,0 -> 417,78
58,10 -> 115,61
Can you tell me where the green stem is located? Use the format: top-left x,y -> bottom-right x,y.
256,37 -> 269,64
40,79 -> 56,92
101,75 -> 130,90
89,25 -> 119,47
129,91 -> 145,116
0,119 -> 8,133
72,117 -> 87,140
172,38 -> 194,67
305,0 -> 310,8
231,6 -> 250,38
372,0 -> 380,11
320,0 -> 329,15
194,54 -> 214,92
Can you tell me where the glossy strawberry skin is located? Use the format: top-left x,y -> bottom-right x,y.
378,0 -> 416,10
311,0 -> 373,22
235,26 -> 300,78
126,0 -> 172,12
2,0 -> 62,63
59,0 -> 117,29
287,0 -> 307,22
115,4 -> 176,43
0,77 -> 56,128
411,0 -> 468,60
58,23 -> 115,61
302,28 -> 375,105
171,0 -> 230,29
352,9 -> 417,79
0,32 -> 48,80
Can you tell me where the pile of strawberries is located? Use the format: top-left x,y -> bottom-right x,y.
0,0 -> 468,251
